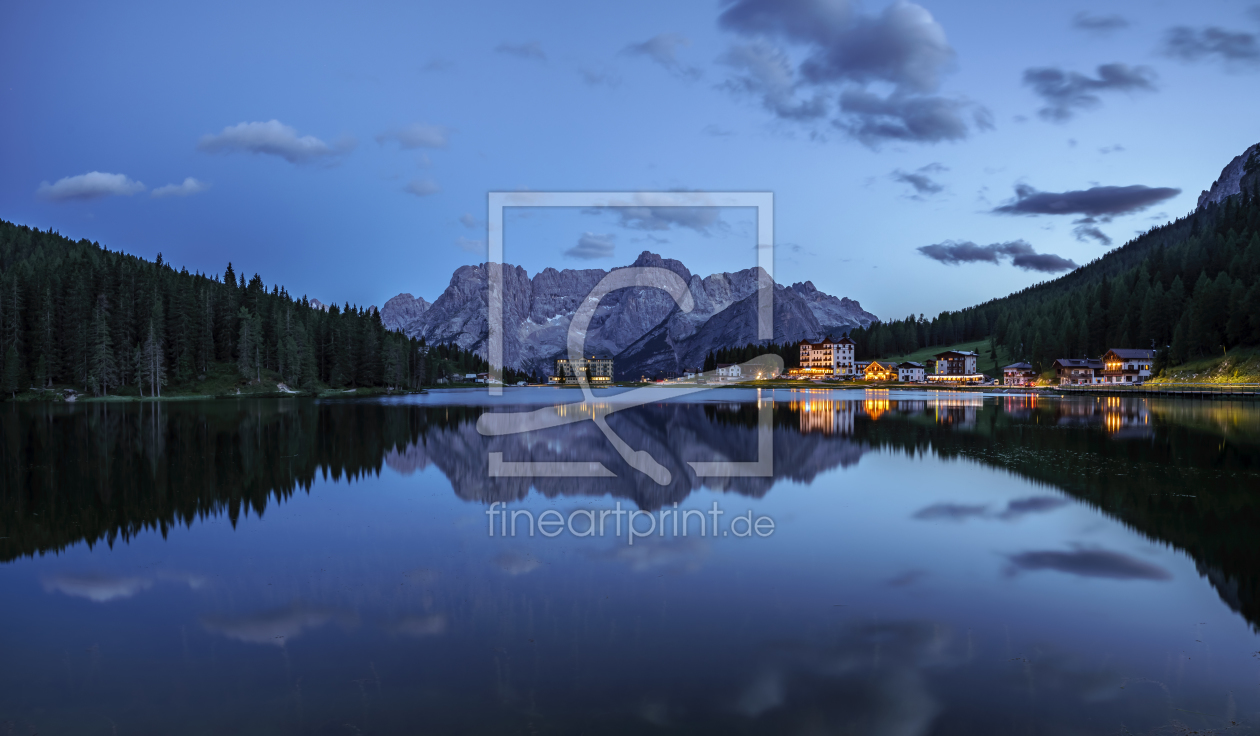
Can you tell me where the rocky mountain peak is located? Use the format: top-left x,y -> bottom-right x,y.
1198,142 -> 1260,209
625,251 -> 693,283
381,253 -> 876,378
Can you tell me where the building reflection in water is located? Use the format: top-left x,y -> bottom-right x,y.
1053,396 -> 1152,438
789,389 -> 984,434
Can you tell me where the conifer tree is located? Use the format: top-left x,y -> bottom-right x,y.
89,297 -> 119,396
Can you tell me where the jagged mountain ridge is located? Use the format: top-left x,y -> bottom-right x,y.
382,251 -> 877,377
1198,142 -> 1260,209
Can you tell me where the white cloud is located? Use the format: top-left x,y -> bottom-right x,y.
42,573 -> 153,602
376,123 -> 450,149
197,120 -> 353,164
151,177 -> 210,198
36,172 -> 145,201
405,179 -> 440,196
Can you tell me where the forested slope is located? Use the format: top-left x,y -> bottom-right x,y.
851,168 -> 1260,373
0,220 -> 497,398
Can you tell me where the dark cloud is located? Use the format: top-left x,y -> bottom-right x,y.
1099,144 -> 1124,154
1071,12 -> 1129,34
838,89 -> 979,144
459,213 -> 477,228
891,163 -> 947,196
1006,548 -> 1172,580
1022,64 -> 1156,122
1011,252 -> 1078,272
993,183 -> 1181,217
588,205 -> 722,233
197,120 -> 354,164
495,41 -> 547,61
917,239 -> 1077,273
702,124 -> 735,137
623,33 -> 701,79
1162,26 -> 1259,66
996,495 -> 1070,520
565,232 -> 616,260
912,502 -> 987,520
719,42 -> 829,121
579,66 -> 622,87
717,0 -> 986,145
720,0 -> 954,92
1072,217 -> 1113,246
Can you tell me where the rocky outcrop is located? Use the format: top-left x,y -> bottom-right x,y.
380,293 -> 431,332
789,281 -> 878,333
388,251 -> 877,376
1198,142 -> 1260,209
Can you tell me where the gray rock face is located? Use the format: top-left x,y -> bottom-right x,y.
389,251 -> 878,376
380,293 -> 431,332
789,281 -> 878,332
1198,142 -> 1260,209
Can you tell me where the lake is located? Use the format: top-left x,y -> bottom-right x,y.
2,388 -> 1260,734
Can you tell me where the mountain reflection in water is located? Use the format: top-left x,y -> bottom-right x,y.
2,389 -> 1260,734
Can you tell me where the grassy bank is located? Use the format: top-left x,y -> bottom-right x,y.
880,339 -> 1011,378
1150,346 -> 1260,385
2,361 -> 425,402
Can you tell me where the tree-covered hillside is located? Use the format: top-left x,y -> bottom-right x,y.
850,171 -> 1260,374
0,220 -> 500,398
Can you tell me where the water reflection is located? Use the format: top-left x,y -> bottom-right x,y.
3,391 -> 1260,733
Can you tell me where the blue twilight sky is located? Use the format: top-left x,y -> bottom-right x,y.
2,0 -> 1258,320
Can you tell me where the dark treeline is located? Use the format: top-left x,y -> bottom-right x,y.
0,400 -> 485,562
0,219 -> 514,397
702,341 -> 803,372
849,172 -> 1260,372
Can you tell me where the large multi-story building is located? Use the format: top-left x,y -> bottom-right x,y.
798,335 -> 856,377
1100,348 -> 1155,384
927,350 -> 985,383
551,355 -> 614,384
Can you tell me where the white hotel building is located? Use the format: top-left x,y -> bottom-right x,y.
798,336 -> 857,377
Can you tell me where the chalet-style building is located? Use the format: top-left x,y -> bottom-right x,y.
551,355 -> 614,384
927,350 -> 985,383
1002,362 -> 1038,386
864,360 -> 899,381
716,363 -> 743,380
798,335 -> 857,377
1052,358 -> 1103,385
1100,348 -> 1155,384
898,362 -> 926,382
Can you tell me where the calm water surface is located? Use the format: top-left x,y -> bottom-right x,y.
2,388 -> 1260,734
